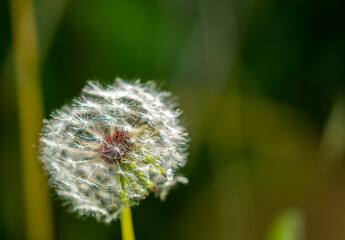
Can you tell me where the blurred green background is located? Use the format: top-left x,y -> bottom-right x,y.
1,0 -> 345,239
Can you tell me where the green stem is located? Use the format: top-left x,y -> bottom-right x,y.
121,204 -> 135,240
9,0 -> 54,240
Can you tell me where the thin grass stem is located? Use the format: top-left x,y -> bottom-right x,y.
9,0 -> 54,239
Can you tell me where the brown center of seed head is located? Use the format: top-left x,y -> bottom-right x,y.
98,129 -> 132,164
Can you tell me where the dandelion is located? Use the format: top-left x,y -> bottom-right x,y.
39,78 -> 189,225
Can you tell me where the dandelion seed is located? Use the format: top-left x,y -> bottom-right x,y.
39,78 -> 189,223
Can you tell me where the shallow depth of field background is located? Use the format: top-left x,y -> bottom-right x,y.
1,0 -> 345,240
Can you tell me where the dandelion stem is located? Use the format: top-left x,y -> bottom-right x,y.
121,204 -> 135,240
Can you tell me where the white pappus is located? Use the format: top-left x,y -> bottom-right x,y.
39,78 -> 189,223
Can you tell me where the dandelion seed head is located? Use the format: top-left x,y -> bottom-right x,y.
39,78 -> 188,223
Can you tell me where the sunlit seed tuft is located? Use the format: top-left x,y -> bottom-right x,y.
39,78 -> 189,223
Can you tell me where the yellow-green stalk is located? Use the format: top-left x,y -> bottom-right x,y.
121,205 -> 135,240
9,0 -> 54,239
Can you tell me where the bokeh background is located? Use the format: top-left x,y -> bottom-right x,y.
1,0 -> 345,239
